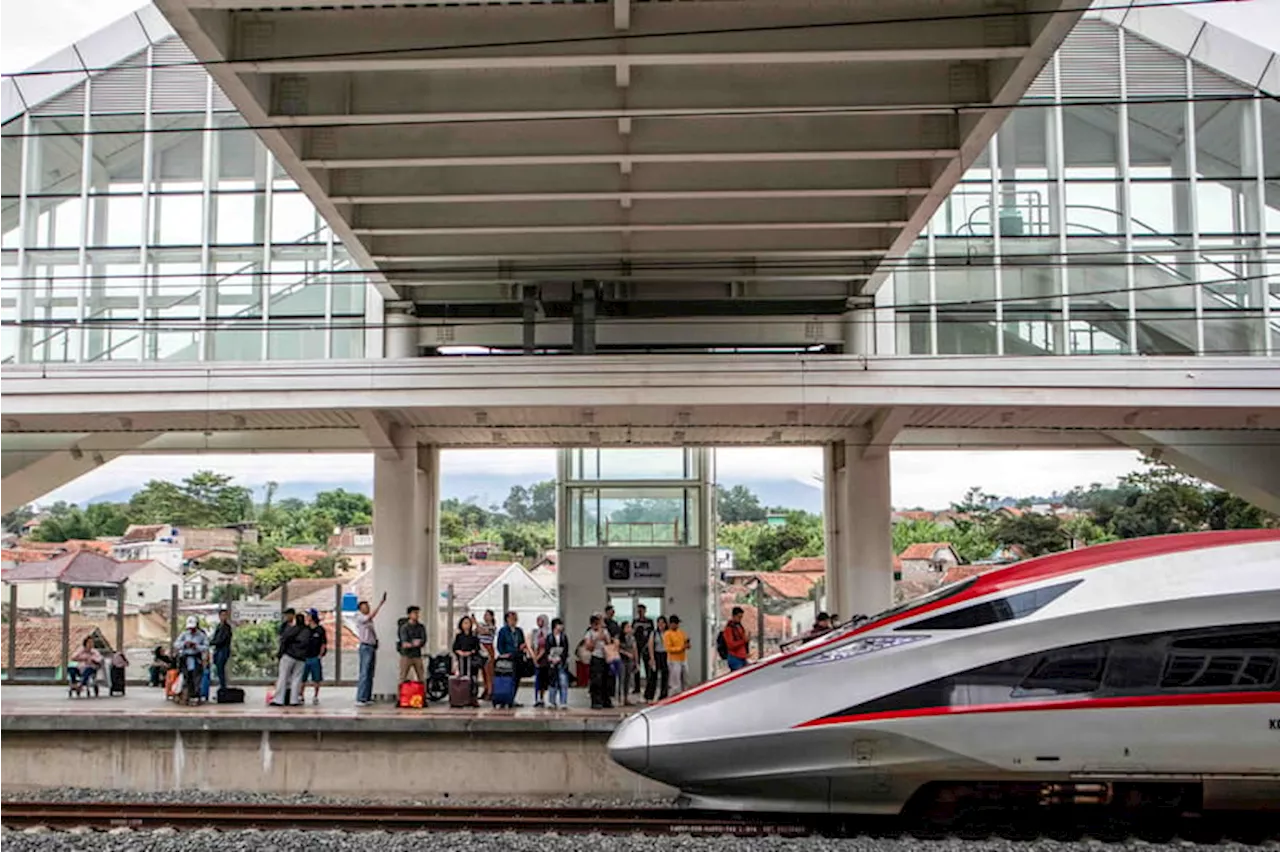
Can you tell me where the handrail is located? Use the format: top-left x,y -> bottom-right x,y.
44,224 -> 334,362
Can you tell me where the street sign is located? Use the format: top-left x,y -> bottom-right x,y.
232,600 -> 282,623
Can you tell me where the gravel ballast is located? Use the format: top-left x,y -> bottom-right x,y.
0,787 -> 674,809
0,828 -> 1273,852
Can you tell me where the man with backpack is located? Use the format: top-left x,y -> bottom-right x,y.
719,606 -> 751,672
398,605 -> 428,683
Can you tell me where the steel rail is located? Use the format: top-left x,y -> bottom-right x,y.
0,801 -> 822,836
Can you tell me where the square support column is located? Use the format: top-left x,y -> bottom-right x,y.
371,428 -> 439,700
823,442 -> 893,621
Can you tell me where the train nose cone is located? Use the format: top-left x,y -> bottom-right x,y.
607,712 -> 650,774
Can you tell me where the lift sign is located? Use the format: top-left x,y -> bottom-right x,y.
605,557 -> 667,586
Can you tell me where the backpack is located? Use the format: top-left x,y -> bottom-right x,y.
395,617 -> 408,653
715,629 -> 729,660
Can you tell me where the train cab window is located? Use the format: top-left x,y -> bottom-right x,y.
897,580 -> 1081,631
1159,626 -> 1280,691
1013,644 -> 1106,698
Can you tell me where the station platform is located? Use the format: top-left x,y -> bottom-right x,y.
0,685 -> 670,800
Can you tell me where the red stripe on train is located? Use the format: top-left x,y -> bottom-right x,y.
659,530 -> 1280,708
795,689 -> 1280,728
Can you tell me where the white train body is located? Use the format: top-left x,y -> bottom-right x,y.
608,531 -> 1280,814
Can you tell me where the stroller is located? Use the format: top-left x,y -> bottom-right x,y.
425,654 -> 451,702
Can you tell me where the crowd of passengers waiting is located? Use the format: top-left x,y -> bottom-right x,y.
119,598 -> 840,709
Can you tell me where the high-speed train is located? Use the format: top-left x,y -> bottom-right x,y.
609,530 -> 1280,817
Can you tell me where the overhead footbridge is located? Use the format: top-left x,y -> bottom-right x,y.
154,0 -> 1086,331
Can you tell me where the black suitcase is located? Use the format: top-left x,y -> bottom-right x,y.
217,686 -> 246,704
109,665 -> 126,696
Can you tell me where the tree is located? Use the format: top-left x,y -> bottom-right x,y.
28,502 -> 130,542
527,480 -> 556,523
1203,489 -> 1275,530
892,519 -> 950,555
2,505 -> 36,535
251,560 -> 316,594
991,512 -> 1069,557
313,488 -> 372,529
503,485 -> 531,523
308,553 -> 353,578
717,484 -> 767,524
127,471 -> 251,527
210,584 -> 247,604
230,621 -> 280,679
1108,463 -> 1207,538
1062,515 -> 1116,547
200,556 -> 242,575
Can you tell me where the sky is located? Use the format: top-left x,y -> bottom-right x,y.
37,447 -> 1147,510
0,0 -> 146,74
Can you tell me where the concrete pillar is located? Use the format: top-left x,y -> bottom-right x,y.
371,429 -> 439,699
384,306 -> 418,359
842,300 -> 875,356
415,444 -> 441,650
823,442 -> 893,621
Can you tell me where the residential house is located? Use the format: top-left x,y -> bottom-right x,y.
276,547 -> 328,568
347,561 -> 557,649
113,525 -> 183,571
2,550 -> 182,611
459,541 -> 501,560
778,556 -> 825,574
176,525 -> 258,551
528,553 -> 557,593
182,569 -> 254,602
327,525 -> 373,573
264,577 -> 345,612
896,543 -> 961,580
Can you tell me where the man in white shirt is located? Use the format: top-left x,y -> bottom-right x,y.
355,591 -> 387,706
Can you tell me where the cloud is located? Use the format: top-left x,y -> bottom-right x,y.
39,447 -> 1144,510
1,0 -> 148,74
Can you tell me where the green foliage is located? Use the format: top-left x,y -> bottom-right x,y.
989,512 -> 1068,557
716,485 -> 767,524
29,502 -> 130,542
128,472 -> 252,527
199,556 -> 242,575
210,584 -> 248,604
718,510 -> 824,573
251,560 -> 316,594
502,481 -> 555,524
229,621 -> 280,679
2,505 -> 36,535
313,489 -> 373,528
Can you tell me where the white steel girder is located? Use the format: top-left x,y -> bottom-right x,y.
155,0 -> 1083,300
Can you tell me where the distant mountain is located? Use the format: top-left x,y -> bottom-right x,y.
78,473 -> 825,514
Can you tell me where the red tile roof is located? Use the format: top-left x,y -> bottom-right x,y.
2,548 -> 55,563
893,511 -> 937,523
940,564 -> 999,586
121,524 -> 169,543
898,542 -> 956,561
3,551 -> 144,585
717,595 -> 789,639
276,547 -> 327,567
737,568 -> 824,601
0,620 -> 109,668
779,556 -> 825,573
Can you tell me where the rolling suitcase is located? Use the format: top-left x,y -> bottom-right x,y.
109,665 -> 126,696
217,687 -> 245,704
448,676 -> 475,708
491,657 -> 517,708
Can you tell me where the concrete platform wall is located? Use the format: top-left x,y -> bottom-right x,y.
1,730 -> 674,799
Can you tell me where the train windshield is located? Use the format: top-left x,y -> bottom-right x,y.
837,576 -> 980,631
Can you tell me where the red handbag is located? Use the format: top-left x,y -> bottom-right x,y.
399,680 -> 426,708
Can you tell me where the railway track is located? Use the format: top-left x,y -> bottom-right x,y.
0,801 -> 820,836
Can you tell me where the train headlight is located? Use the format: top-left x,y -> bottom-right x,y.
786,634 -> 926,668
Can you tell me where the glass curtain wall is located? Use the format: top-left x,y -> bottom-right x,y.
0,38 -> 369,364
895,19 -> 1278,357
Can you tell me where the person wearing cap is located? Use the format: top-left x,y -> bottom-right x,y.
210,608 -> 234,691
301,608 -> 328,705
172,616 -> 210,706
806,612 -> 833,640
